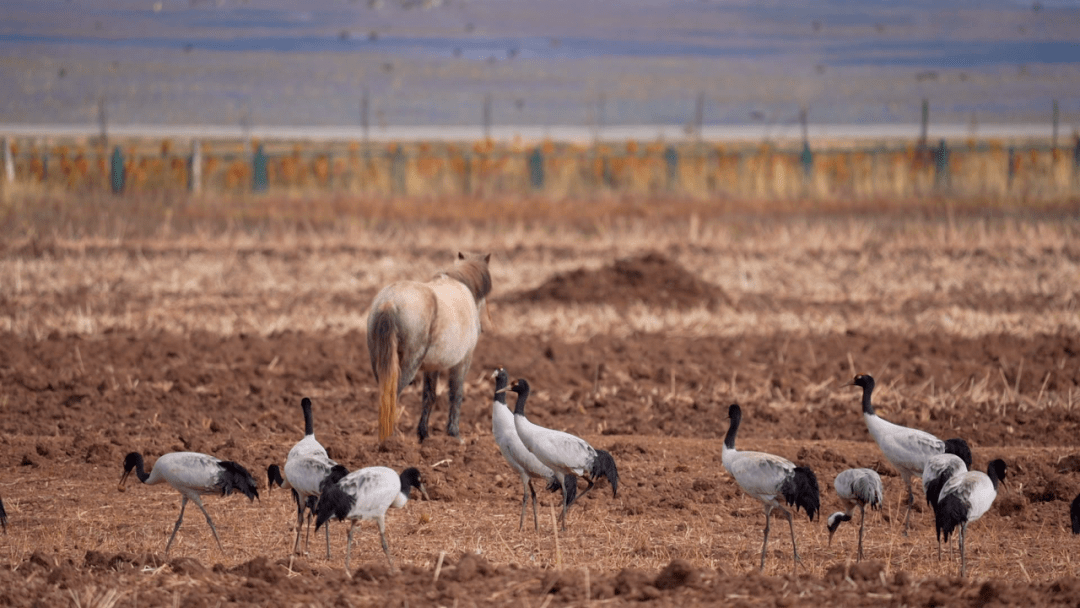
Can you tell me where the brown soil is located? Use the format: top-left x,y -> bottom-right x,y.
2,243 -> 1079,606
506,251 -> 730,309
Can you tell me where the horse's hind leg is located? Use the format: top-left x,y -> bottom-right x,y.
446,358 -> 470,440
417,370 -> 439,442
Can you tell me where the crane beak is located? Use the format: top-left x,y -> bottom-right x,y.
494,386 -> 508,394
118,469 -> 130,492
418,483 -> 430,501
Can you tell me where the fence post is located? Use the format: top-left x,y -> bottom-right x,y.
391,146 -> 406,195
919,99 -> 929,147
1008,146 -> 1017,189
528,147 -> 544,190
1073,136 -> 1080,187
3,136 -> 13,184
800,141 -> 813,181
110,146 -> 124,194
934,138 -> 949,189
190,140 -> 202,194
664,146 -> 679,190
252,143 -> 268,192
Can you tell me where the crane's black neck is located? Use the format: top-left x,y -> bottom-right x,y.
987,459 -> 1007,491
494,369 -> 508,405
512,380 -> 530,416
124,452 -> 150,483
723,404 -> 741,450
859,380 -> 876,416
301,397 -> 314,436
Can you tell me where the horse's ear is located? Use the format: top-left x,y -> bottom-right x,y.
483,253 -> 491,263
458,252 -> 465,260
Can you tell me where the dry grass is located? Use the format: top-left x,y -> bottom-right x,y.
1,213 -> 1077,341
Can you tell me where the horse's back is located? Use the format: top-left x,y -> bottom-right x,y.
423,275 -> 482,370
367,280 -> 438,339
366,277 -> 480,370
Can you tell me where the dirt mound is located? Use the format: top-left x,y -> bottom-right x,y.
507,251 -> 728,309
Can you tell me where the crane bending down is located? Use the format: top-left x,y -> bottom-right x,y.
119,451 -> 258,555
923,452 -> 970,559
509,377 -> 617,530
722,403 -> 820,572
826,468 -> 883,562
271,397 -> 349,558
936,459 -> 1007,577
490,368 -> 575,531
850,374 -> 971,536
315,466 -> 429,575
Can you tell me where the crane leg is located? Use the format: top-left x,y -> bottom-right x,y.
292,494 -> 305,555
959,524 -> 967,577
759,507 -> 773,571
377,516 -> 396,574
528,478 -> 540,532
785,509 -> 801,571
165,496 -> 189,556
857,503 -> 866,562
344,520 -> 357,577
901,476 -> 914,537
191,497 -> 224,554
558,477 -> 570,531
519,476 -> 529,531
303,510 -> 314,554
324,519 -> 332,560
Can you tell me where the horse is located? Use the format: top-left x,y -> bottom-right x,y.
367,252 -> 492,442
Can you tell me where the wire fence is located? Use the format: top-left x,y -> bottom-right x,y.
4,135 -> 1080,200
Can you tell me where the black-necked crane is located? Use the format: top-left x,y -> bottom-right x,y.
936,458 -> 1007,577
275,397 -> 348,559
314,466 -> 428,575
509,377 -> 617,530
119,451 -> 258,555
0,495 -> 7,533
849,374 -> 972,536
490,368 -> 575,531
1071,492 -> 1080,534
826,467 -> 883,562
922,447 -> 971,559
722,403 -> 820,572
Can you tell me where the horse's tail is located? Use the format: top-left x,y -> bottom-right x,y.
370,307 -> 400,442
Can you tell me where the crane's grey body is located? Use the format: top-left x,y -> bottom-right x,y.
936,459 -> 1007,577
826,468 -> 883,561
924,451 -> 968,560
281,397 -> 345,558
119,451 -> 258,555
852,374 -> 965,536
509,378 -> 618,531
315,466 -> 428,575
491,368 -> 561,531
722,403 -> 819,572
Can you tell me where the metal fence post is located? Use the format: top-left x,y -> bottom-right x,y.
3,137 -> 13,184
528,147 -> 544,190
110,146 -> 124,194
1008,146 -> 1017,189
252,143 -> 268,192
664,146 -> 679,190
934,138 -> 949,189
800,141 -> 813,181
391,146 -> 405,195
190,140 -> 202,194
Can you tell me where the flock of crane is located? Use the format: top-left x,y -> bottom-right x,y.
94,368 -> 1076,579
3,253 -> 1079,581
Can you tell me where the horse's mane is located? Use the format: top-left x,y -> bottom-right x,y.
440,253 -> 492,302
